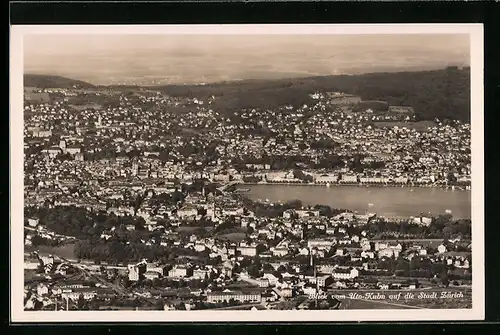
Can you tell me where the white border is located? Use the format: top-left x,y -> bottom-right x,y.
10,24 -> 484,323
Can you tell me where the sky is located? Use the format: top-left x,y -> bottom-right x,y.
24,34 -> 470,85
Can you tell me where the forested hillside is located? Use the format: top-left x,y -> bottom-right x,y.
25,66 -> 470,121
155,67 -> 470,122
24,74 -> 96,89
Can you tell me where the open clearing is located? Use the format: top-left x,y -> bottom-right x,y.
216,232 -> 247,242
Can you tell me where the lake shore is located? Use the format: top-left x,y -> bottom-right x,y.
237,183 -> 471,219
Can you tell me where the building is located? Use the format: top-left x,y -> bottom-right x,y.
74,153 -> 85,161
307,239 -> 335,250
177,206 -> 198,219
296,209 -> 320,218
206,290 -> 262,304
282,210 -> 296,219
192,268 -> 210,280
194,242 -> 206,252
37,283 -> 49,296
27,218 -> 39,227
413,216 -> 433,226
315,174 -> 339,184
262,273 -> 280,286
66,146 -> 82,155
340,174 -> 358,183
257,278 -> 270,288
280,287 -> 293,298
144,271 -> 160,280
59,140 -> 67,151
378,248 -> 397,258
317,264 -> 335,275
437,244 -> 447,254
35,129 -> 52,138
238,245 -> 257,257
42,147 -> 62,158
128,261 -> 147,281
317,275 -> 334,288
332,268 -> 359,280
168,265 -> 192,278
61,288 -> 98,301
272,241 -> 290,257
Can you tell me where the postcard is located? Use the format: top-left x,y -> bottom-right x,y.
10,23 -> 484,322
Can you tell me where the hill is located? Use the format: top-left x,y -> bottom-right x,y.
24,74 -> 95,89
153,67 -> 470,122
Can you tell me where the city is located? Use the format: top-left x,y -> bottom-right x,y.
16,30 -> 476,314
23,73 -> 472,311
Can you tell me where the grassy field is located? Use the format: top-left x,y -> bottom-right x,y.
24,88 -> 51,103
216,232 -> 247,242
25,242 -> 77,260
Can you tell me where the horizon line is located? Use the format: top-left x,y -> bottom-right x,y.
23,65 -> 471,87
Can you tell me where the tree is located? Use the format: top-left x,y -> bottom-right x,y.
154,299 -> 165,310
440,268 -> 450,287
77,294 -> 86,309
256,243 -> 267,254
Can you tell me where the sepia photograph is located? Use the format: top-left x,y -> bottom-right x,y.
10,24 -> 484,322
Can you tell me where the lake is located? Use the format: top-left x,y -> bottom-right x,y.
238,184 -> 471,219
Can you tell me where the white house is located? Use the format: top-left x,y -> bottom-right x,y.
437,244 -> 447,254
332,268 -> 359,280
